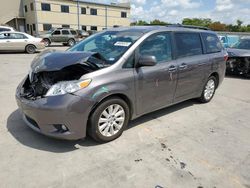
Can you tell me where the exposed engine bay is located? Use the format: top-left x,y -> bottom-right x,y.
226,48 -> 250,77
226,57 -> 250,77
20,50 -> 107,100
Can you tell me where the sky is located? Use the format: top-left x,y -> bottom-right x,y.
87,0 -> 250,25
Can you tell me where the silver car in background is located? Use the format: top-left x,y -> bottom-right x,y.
0,31 -> 45,54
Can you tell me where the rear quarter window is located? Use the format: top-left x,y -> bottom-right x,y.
202,33 -> 222,53
175,33 -> 203,58
70,30 -> 77,35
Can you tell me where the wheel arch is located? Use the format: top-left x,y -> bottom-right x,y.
209,72 -> 219,88
89,93 -> 134,121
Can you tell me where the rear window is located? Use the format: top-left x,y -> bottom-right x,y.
175,33 -> 203,58
202,33 -> 222,53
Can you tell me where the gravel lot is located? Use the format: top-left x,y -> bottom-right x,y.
0,46 -> 249,188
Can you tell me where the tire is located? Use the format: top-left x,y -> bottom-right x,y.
67,39 -> 75,46
43,38 -> 50,47
198,76 -> 217,103
88,97 -> 130,143
25,45 -> 36,54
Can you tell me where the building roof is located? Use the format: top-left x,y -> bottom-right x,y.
72,0 -> 130,9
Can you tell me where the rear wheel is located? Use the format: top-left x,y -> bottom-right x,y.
67,39 -> 75,46
198,76 -> 217,103
88,97 -> 130,143
25,45 -> 36,54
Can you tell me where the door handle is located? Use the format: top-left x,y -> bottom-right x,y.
168,65 -> 177,72
179,63 -> 188,70
6,41 -> 10,42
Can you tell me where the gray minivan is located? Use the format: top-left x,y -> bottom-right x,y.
16,26 -> 227,142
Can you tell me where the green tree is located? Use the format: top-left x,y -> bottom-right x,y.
149,19 -> 168,25
182,18 -> 212,27
130,20 -> 148,26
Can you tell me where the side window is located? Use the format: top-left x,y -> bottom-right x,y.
202,33 -> 222,53
139,32 -> 172,63
70,30 -> 77,35
123,53 -> 135,68
0,28 -> 10,32
13,34 -> 27,39
175,33 -> 203,58
53,30 -> 61,35
62,30 -> 70,35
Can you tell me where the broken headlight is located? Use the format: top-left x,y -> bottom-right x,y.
45,79 -> 91,97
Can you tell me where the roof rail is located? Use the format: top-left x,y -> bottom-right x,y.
166,24 -> 211,30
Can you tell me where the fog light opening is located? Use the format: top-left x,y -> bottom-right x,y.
53,124 -> 69,133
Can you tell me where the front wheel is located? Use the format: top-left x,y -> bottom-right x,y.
25,45 -> 36,54
198,76 -> 217,103
88,97 -> 130,143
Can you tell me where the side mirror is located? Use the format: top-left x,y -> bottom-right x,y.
137,55 -> 157,67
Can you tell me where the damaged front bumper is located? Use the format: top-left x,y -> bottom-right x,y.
15,77 -> 94,140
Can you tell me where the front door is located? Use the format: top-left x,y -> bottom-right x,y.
51,30 -> 61,42
135,32 -> 178,115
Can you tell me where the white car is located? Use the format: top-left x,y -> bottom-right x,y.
0,31 -> 45,54
0,26 -> 15,32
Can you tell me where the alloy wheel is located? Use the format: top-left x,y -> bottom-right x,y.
204,79 -> 215,101
98,104 -> 125,137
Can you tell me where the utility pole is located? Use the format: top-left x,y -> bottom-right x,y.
105,6 -> 107,29
77,0 -> 80,30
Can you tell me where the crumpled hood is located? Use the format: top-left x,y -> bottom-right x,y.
226,48 -> 250,57
30,49 -> 97,73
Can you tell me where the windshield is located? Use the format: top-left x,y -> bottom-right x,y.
231,39 -> 250,50
68,30 -> 143,64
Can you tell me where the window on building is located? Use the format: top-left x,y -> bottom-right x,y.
41,3 -> 51,11
43,24 -> 52,31
121,12 -> 127,18
81,7 -> 86,14
61,5 -> 69,13
90,8 -> 97,15
139,32 -> 173,63
62,24 -> 70,28
24,5 -> 28,12
30,3 -> 34,11
90,26 -> 97,31
82,26 -> 87,31
175,33 -> 203,58
62,30 -> 70,35
202,33 -> 222,54
33,24 -> 36,31
26,24 -> 30,31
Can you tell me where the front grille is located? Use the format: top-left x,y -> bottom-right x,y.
25,115 -> 40,129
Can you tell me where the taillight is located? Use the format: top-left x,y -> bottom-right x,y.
224,54 -> 229,62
